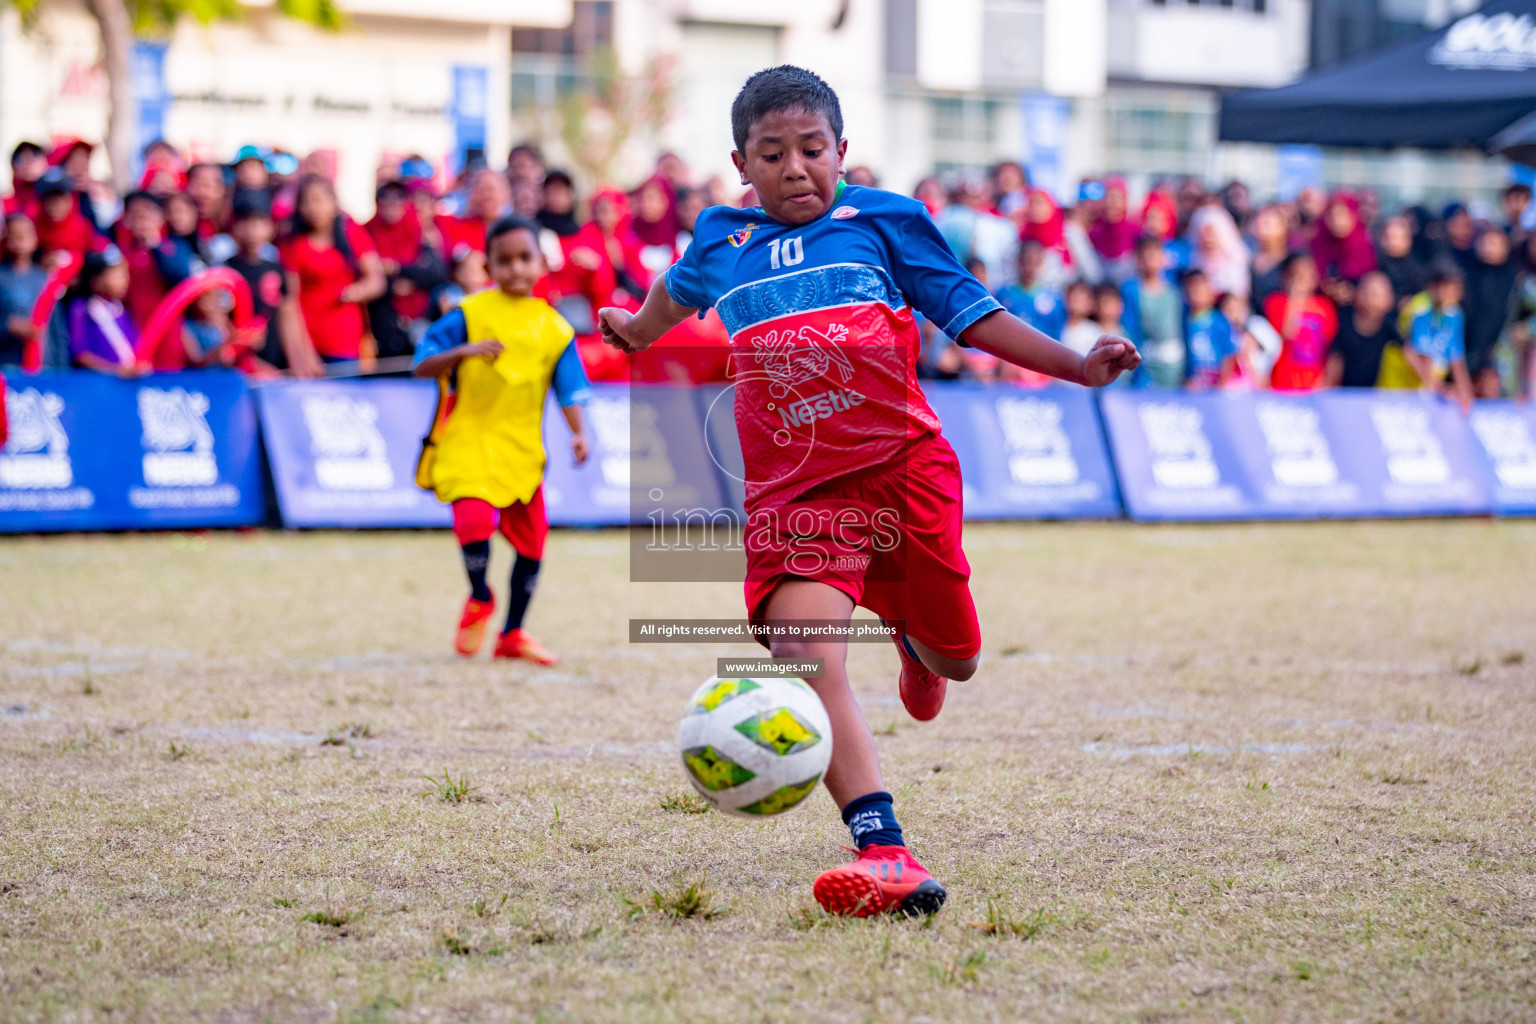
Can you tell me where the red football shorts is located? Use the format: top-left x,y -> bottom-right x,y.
743,433 -> 980,660
450,489 -> 548,560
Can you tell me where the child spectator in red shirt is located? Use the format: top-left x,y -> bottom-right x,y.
4,142 -> 47,219
366,180 -> 447,355
115,191 -> 196,369
34,170 -> 102,269
186,162 -> 229,240
437,169 -> 508,257
1264,252 -> 1338,391
280,175 -> 386,363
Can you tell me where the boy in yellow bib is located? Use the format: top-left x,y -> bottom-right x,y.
413,216 -> 591,664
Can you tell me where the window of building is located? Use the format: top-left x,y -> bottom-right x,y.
510,1 -> 614,112
1103,97 -> 1216,179
930,94 -> 1006,180
1147,0 -> 1269,11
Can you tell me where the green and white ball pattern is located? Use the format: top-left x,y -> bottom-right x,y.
677,677 -> 833,818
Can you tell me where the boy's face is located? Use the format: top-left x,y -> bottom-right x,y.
1185,275 -> 1213,311
731,107 -> 846,227
1098,292 -> 1123,322
1135,242 -> 1163,277
1066,285 -> 1094,318
124,198 -> 164,243
1017,244 -> 1043,284
232,214 -> 273,252
1356,273 -> 1393,317
1433,279 -> 1464,308
488,228 -> 541,297
99,262 -> 129,301
40,193 -> 71,224
5,217 -> 36,257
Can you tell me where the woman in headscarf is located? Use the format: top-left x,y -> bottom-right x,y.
1019,188 -> 1075,290
1463,226 -> 1517,397
1141,185 -> 1190,276
581,187 -> 649,310
1310,193 -> 1378,286
1189,205 -> 1251,299
1088,177 -> 1139,280
1375,214 -> 1429,307
629,176 -> 680,278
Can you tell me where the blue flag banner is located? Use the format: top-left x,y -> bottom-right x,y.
923,382 -> 1122,519
1468,400 -> 1536,515
1100,389 -> 1493,521
546,383 -> 728,527
255,379 -> 450,529
0,371 -> 264,532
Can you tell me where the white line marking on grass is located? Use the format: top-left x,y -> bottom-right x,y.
1082,741 -> 1317,758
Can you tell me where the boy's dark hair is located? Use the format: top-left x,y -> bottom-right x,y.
1180,268 -> 1208,286
542,169 -> 573,190
1064,278 -> 1094,297
64,245 -> 123,305
964,257 -> 986,276
486,215 -> 541,251
230,188 -> 272,222
1506,183 -> 1532,200
376,179 -> 407,203
123,190 -> 162,212
1135,233 -> 1165,255
1094,282 -> 1123,304
1427,262 -> 1465,287
1279,250 -> 1313,276
10,141 -> 42,164
731,65 -> 843,153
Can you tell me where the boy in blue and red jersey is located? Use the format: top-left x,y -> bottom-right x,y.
600,67 -> 1139,918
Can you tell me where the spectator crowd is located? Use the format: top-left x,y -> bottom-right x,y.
1,135 -> 1532,408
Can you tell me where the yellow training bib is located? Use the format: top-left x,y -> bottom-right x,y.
430,291 -> 575,507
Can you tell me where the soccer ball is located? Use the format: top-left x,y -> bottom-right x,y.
677,676 -> 834,818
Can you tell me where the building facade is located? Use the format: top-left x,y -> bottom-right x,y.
0,0 -> 570,212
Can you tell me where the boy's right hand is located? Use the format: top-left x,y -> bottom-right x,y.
598,307 -> 647,355
466,340 -> 504,361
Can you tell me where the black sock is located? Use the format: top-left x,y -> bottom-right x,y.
503,555 -> 541,634
842,790 -> 905,850
461,541 -> 491,602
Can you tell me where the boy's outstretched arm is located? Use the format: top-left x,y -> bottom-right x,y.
960,310 -> 1141,387
597,276 -> 696,355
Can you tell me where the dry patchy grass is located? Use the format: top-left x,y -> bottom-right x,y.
1,521 -> 1534,1022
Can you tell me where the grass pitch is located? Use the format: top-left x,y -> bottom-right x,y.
1,521 -> 1534,1023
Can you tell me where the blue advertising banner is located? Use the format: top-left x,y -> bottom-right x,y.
130,41 -> 168,181
0,371 -> 264,532
923,383 -> 1121,519
255,379 -> 450,529
1099,390 -> 1262,521
450,64 -> 488,171
1468,400 -> 1536,515
692,383 -> 746,516
1101,389 -> 1493,521
546,383 -> 728,527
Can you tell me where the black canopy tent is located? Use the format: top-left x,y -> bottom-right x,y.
1219,1 -> 1536,151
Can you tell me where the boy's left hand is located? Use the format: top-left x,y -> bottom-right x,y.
571,433 -> 590,466
1082,336 -> 1141,387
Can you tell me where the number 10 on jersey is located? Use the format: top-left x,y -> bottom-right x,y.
769,236 -> 804,270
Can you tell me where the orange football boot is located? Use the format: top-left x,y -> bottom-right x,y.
493,628 -> 558,666
812,845 -> 947,918
454,596 -> 495,656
